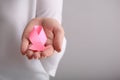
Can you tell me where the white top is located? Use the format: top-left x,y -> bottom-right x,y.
0,0 -> 66,80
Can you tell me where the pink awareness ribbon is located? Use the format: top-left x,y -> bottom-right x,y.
28,25 -> 47,51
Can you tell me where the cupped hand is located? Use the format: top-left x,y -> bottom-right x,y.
21,18 -> 64,59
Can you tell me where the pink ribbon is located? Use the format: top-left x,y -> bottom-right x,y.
28,25 -> 47,51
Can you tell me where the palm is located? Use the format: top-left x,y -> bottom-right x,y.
41,23 -> 55,57
21,18 -> 64,59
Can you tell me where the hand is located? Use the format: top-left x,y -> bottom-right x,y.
21,18 -> 64,59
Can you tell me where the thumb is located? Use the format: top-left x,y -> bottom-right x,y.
53,27 -> 64,52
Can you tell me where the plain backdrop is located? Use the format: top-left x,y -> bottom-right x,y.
51,0 -> 120,80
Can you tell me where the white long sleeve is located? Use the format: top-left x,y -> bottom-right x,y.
36,0 -> 67,77
36,0 -> 63,24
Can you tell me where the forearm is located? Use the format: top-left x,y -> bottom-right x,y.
36,0 -> 63,24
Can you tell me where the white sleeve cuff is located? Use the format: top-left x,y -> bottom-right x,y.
40,37 -> 67,77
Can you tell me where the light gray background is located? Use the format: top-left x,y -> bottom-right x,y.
51,0 -> 120,80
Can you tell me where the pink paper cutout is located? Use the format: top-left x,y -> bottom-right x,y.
29,25 -> 47,51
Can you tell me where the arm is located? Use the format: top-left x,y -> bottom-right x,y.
36,0 -> 66,77
36,0 -> 63,24
21,0 -> 66,76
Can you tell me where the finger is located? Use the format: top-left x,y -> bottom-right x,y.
26,50 -> 34,59
42,45 -> 54,57
41,52 -> 48,58
34,51 -> 41,59
53,27 -> 64,52
21,38 -> 29,55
